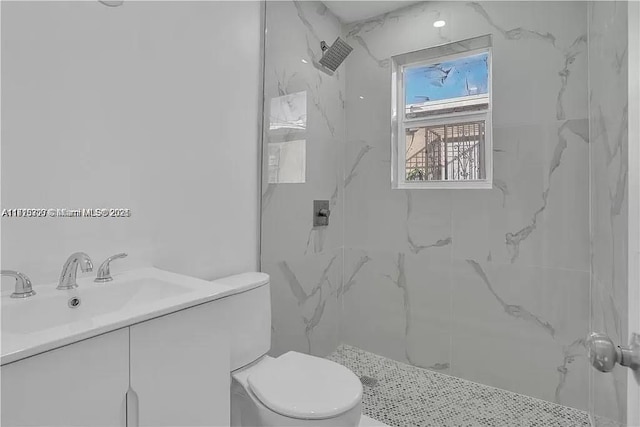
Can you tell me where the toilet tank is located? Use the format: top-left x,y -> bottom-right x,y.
212,272 -> 271,371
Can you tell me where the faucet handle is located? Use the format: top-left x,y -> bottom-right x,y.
2,270 -> 36,298
95,253 -> 128,283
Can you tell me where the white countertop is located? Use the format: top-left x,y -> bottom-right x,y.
1,267 -> 268,365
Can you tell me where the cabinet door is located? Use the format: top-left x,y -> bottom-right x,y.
130,301 -> 230,426
1,328 -> 129,427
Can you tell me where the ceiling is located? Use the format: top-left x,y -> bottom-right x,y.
323,1 -> 422,24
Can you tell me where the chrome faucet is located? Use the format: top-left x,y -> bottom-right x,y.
1,270 -> 36,298
95,253 -> 128,283
58,252 -> 93,290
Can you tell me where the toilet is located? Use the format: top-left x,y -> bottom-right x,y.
217,272 -> 363,426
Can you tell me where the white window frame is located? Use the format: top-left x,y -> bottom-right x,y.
391,36 -> 493,190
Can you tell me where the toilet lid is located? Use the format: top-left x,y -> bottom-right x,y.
247,351 -> 362,420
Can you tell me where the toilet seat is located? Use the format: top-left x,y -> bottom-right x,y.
246,351 -> 362,420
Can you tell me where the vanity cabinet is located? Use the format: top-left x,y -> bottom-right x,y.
1,301 -> 230,427
130,302 -> 229,426
1,328 -> 129,426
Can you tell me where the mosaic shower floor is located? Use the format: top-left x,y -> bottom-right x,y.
327,345 -> 595,427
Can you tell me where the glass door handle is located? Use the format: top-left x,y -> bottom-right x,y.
587,332 -> 640,372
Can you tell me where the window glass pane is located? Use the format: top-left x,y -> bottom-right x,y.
405,121 -> 485,181
404,52 -> 489,119
405,52 -> 489,104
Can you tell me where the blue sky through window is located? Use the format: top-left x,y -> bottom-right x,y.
405,52 -> 489,105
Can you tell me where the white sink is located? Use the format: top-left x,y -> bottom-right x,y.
1,268 -> 245,365
3,278 -> 191,335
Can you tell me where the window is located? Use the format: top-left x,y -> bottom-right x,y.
391,35 -> 492,189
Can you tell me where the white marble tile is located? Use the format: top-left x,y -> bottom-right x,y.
588,1 -> 629,423
451,120 -> 590,272
262,0 -> 345,257
343,141 -> 407,252
262,0 -> 346,358
466,2 -> 588,125
450,259 -> 590,411
262,0 -> 602,419
451,124 -> 547,264
343,0 -> 590,270
343,141 -> 453,259
266,249 -> 342,357
340,249 -> 414,364
345,1 -> 588,127
404,191 -> 452,262
341,0 -> 591,416
261,161 -> 343,261
341,249 -> 452,372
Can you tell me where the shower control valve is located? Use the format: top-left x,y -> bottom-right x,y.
313,200 -> 330,227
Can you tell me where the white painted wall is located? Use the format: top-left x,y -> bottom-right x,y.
1,1 -> 261,288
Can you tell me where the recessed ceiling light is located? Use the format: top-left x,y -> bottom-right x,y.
359,96 -> 365,100
301,59 -> 308,64
433,20 -> 446,28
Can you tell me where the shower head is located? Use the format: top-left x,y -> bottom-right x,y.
319,37 -> 353,72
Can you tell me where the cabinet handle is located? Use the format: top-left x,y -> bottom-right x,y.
126,387 -> 139,427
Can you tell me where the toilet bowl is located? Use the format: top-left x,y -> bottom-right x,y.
231,351 -> 362,427
214,272 -> 363,427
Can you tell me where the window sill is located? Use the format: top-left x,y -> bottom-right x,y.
393,180 -> 493,190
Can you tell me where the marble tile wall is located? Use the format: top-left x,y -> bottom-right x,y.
588,2 -> 629,425
261,1 -> 346,358
261,1 -> 629,421
341,0 -> 593,413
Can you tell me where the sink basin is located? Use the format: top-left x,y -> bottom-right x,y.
3,278 -> 191,335
1,268 -> 242,365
